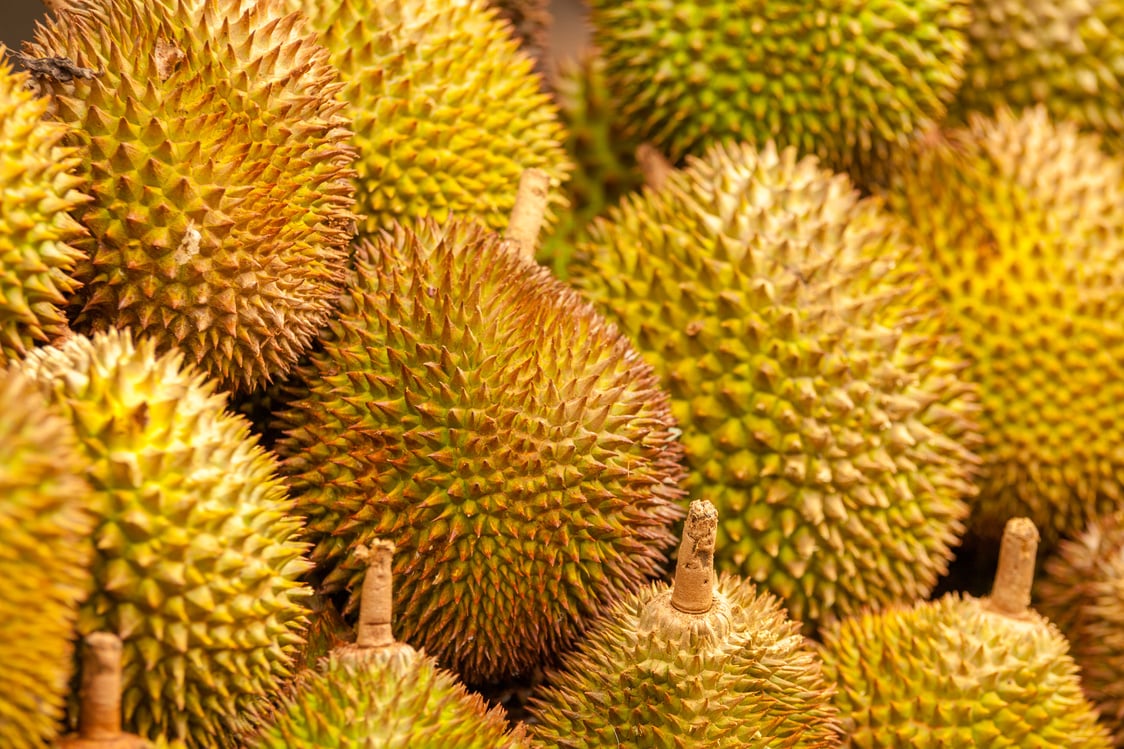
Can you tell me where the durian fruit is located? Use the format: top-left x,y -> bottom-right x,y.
19,330 -> 311,748
570,140 -> 980,628
951,0 -> 1124,150
0,56 -> 88,363
26,0 -> 357,392
284,0 -> 570,238
585,0 -> 970,179
878,106 -> 1124,544
525,499 -> 842,747
1037,511 -> 1124,745
254,541 -> 524,748
0,368 -> 94,749
820,517 -> 1112,747
276,205 -> 686,684
490,0 -> 552,80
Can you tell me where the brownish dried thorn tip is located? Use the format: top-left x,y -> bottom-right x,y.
355,540 -> 396,649
636,143 -> 674,192
670,499 -> 719,615
986,516 -> 1040,618
505,168 -> 550,261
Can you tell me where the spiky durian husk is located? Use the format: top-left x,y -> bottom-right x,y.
1037,511 -> 1124,745
951,0 -> 1124,150
878,106 -> 1124,544
0,59 -> 87,363
0,369 -> 94,749
570,140 -> 979,629
585,0 -> 969,180
820,594 -> 1112,747
26,0 -> 356,393
284,0 -> 570,238
525,572 -> 841,747
277,219 -> 686,684
490,0 -> 552,78
19,330 -> 311,748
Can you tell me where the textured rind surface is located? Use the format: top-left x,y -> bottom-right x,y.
819,594 -> 1112,747
253,649 -> 523,748
286,0 -> 570,237
879,106 -> 1124,544
586,0 -> 969,176
277,219 -> 686,684
525,572 -> 842,747
28,0 -> 356,392
490,0 -> 552,78
571,140 -> 979,628
19,330 -> 311,749
0,369 -> 94,749
952,0 -> 1124,150
1037,511 -> 1124,745
0,59 -> 88,362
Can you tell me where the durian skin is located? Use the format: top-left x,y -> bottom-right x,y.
585,0 -> 969,176
0,59 -> 88,363
0,369 -> 94,749
571,140 -> 979,628
19,330 -> 312,749
819,594 -> 1112,747
525,573 -> 842,748
879,106 -> 1124,544
277,219 -> 686,684
1037,511 -> 1124,745
284,0 -> 571,237
27,0 -> 356,393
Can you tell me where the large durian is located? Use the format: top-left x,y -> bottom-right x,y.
20,330 -> 311,748
878,106 -> 1124,543
820,517 -> 1112,747
0,56 -> 87,362
276,216 -> 686,684
284,0 -> 570,238
0,368 -> 94,749
26,0 -> 357,392
570,140 -> 979,628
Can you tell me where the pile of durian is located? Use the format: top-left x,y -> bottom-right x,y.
5,0 -> 1124,745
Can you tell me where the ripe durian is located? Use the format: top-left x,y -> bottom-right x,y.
571,140 -> 979,628
525,499 -> 842,747
0,368 -> 94,749
1037,511 -> 1124,745
26,0 -> 357,392
19,330 -> 311,748
254,542 -> 524,748
820,517 -> 1112,747
878,106 -> 1124,543
585,0 -> 969,178
277,211 -> 686,684
0,57 -> 87,363
284,0 -> 570,238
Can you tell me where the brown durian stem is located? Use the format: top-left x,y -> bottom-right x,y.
77,632 -> 124,740
355,540 -> 396,649
637,143 -> 674,192
986,517 -> 1040,618
505,168 -> 550,260
670,499 -> 719,614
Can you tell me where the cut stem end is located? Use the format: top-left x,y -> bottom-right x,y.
986,517 -> 1040,618
636,143 -> 674,192
355,540 -> 396,649
505,168 -> 550,260
670,499 -> 719,615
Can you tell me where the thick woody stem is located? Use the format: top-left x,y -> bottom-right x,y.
355,541 -> 396,648
636,143 -> 674,192
505,168 -> 550,260
986,517 -> 1040,618
77,632 -> 124,740
670,499 -> 719,614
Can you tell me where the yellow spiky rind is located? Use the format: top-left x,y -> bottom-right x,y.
285,0 -> 570,238
571,140 -> 979,628
0,369 -> 94,749
0,58 -> 88,362
525,572 -> 841,747
879,106 -> 1124,544
27,0 -> 356,392
277,219 -> 686,684
19,330 -> 311,748
819,594 -> 1112,747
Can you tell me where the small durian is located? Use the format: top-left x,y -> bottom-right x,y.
525,499 -> 842,747
27,0 -> 357,392
820,517 -> 1112,747
253,542 -> 523,748
0,56 -> 87,363
1037,511 -> 1124,745
20,330 -> 311,748
0,368 -> 94,749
